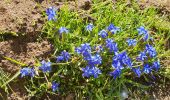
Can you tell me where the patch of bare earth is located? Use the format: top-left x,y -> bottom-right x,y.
138,0 -> 170,12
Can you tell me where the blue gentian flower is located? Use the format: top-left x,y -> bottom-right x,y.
143,64 -> 152,74
56,56 -> 64,62
143,33 -> 149,41
82,66 -> 92,78
132,67 -> 141,77
126,39 -> 137,46
94,45 -> 103,53
120,52 -> 132,68
112,55 -> 124,69
112,52 -> 132,69
152,61 -> 160,71
107,23 -> 120,34
105,38 -> 118,53
85,54 -> 102,65
59,27 -> 69,34
98,30 -> 108,38
145,44 -> 157,58
110,68 -> 121,79
91,66 -> 102,78
46,7 -> 56,21
82,65 -> 101,78
137,26 -> 149,41
61,51 -> 70,61
75,43 -> 92,58
20,67 -> 35,78
57,51 -> 70,62
137,51 -> 147,61
52,81 -> 59,92
39,60 -> 52,73
86,23 -> 94,31
137,26 -> 148,35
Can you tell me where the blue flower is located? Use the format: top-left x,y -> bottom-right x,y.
86,23 -> 94,31
145,44 -> 157,58
39,60 -> 52,73
152,61 -> 160,71
137,26 -> 149,41
56,56 -> 64,62
75,43 -> 92,58
98,30 -> 108,38
112,55 -> 123,69
82,65 -> 101,78
112,52 -> 132,69
20,67 -> 35,78
82,66 -> 92,78
132,67 -> 141,77
59,27 -> 69,34
137,51 -> 147,61
94,45 -> 103,53
137,26 -> 148,35
91,66 -> 102,78
61,51 -> 70,61
107,23 -> 120,34
120,52 -> 132,68
126,39 -> 137,46
46,7 -> 56,21
106,38 -> 118,53
52,81 -> 59,92
143,64 -> 152,74
110,68 -> 121,79
85,54 -> 102,65
57,51 -> 70,62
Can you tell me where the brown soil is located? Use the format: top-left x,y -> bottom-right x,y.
0,0 -> 91,34
138,0 -> 170,12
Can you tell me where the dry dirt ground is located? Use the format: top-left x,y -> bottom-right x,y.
0,0 -> 170,99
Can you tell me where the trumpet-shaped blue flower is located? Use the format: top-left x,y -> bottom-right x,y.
52,81 -> 59,92
145,44 -> 157,58
98,30 -> 108,38
46,7 -> 56,21
137,26 -> 148,35
20,67 -> 35,78
75,43 -> 92,58
132,67 -> 141,77
120,52 -> 132,68
39,60 -> 52,73
57,51 -> 70,62
59,27 -> 69,34
85,54 -> 102,65
82,65 -> 101,78
137,51 -> 147,61
126,39 -> 137,46
107,23 -> 120,34
112,55 -> 124,69
143,64 -> 152,74
106,38 -> 118,53
86,23 -> 94,31
110,68 -> 121,79
152,61 -> 160,71
137,26 -> 149,41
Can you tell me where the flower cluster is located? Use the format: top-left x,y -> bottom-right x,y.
39,60 -> 52,73
56,51 -> 70,62
86,23 -> 94,31
46,7 -> 56,21
20,67 -> 35,78
137,26 -> 149,41
75,43 -> 102,78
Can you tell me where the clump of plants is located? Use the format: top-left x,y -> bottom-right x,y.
18,2 -> 163,99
